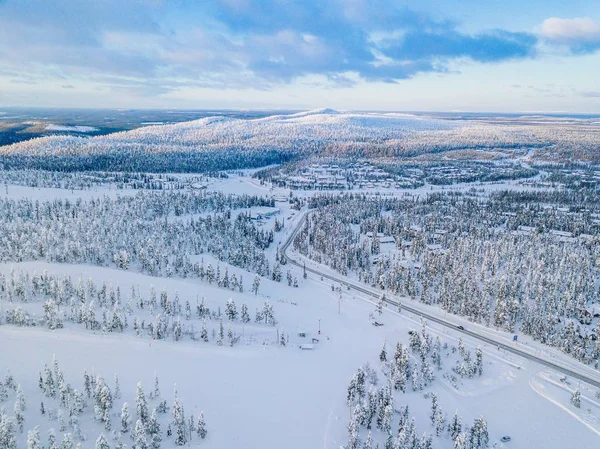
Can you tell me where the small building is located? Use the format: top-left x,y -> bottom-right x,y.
297,331 -> 307,338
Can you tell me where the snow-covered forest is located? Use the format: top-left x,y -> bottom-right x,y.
2,110 -> 600,172
0,191 -> 281,276
294,191 -> 600,369
343,323 -> 488,449
0,355 -> 208,449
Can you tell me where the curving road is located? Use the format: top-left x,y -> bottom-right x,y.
282,211 -> 600,389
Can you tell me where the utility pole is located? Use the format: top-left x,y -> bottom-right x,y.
318,319 -> 321,335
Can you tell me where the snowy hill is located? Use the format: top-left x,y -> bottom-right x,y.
2,110 -> 599,172
1,109 -> 455,156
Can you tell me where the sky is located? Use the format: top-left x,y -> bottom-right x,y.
0,0 -> 599,112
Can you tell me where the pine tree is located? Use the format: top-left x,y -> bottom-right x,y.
173,319 -> 182,342
252,275 -> 260,295
201,319 -> 209,342
133,420 -> 147,449
280,329 -> 286,347
228,323 -> 234,347
27,426 -> 41,449
240,303 -> 250,323
61,433 -> 73,449
172,397 -> 187,446
14,387 -> 25,433
57,408 -> 66,432
475,347 -> 483,376
47,428 -> 57,449
95,433 -> 111,449
136,383 -> 149,425
217,320 -> 224,346
454,433 -> 467,449
449,411 -> 462,441
379,343 -> 387,363
120,403 -> 131,434
153,372 -> 161,400
0,411 -> 16,449
114,375 -> 121,400
148,410 -> 162,449
571,389 -> 581,408
469,417 -> 489,449
197,412 -> 207,439
347,408 -> 361,449
376,295 -> 384,315
430,393 -> 438,426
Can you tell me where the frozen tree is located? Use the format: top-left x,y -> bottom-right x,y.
0,412 -> 17,449
379,343 -> 387,363
240,303 -> 250,323
114,375 -> 121,400
411,364 -> 422,391
136,383 -> 149,425
217,320 -> 224,346
153,372 -> 161,400
133,420 -> 147,449
197,412 -> 207,439
228,323 -> 234,347
225,299 -> 237,321
571,390 -> 581,408
48,428 -> 57,449
60,433 -> 73,449
347,408 -> 361,449
173,319 -> 182,342
95,434 -> 111,449
120,403 -> 131,434
474,347 -> 483,376
172,397 -> 187,446
280,329 -> 286,347
201,319 -> 209,342
429,393 -> 438,426
469,417 -> 489,449
14,388 -> 25,433
376,295 -> 384,315
148,410 -> 161,449
27,426 -> 41,449
0,381 -> 8,402
57,409 -> 66,432
449,411 -> 462,441
252,275 -> 260,296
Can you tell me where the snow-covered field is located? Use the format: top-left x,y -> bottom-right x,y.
0,173 -> 598,449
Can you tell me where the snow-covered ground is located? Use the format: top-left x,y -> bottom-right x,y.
0,176 -> 598,449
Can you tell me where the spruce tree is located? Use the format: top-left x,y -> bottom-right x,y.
148,410 -> 162,449
197,412 -> 207,439
27,426 -> 41,449
120,402 -> 131,434
136,382 -> 149,425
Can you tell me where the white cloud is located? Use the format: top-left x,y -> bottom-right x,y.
541,17 -> 600,44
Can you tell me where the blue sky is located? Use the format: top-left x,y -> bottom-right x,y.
0,0 -> 599,112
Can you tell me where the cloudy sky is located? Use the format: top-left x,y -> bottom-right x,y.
1,0 -> 599,112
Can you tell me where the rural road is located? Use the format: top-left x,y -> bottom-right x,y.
282,211 -> 600,390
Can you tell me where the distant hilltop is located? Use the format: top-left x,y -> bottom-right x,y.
0,109 -> 598,172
